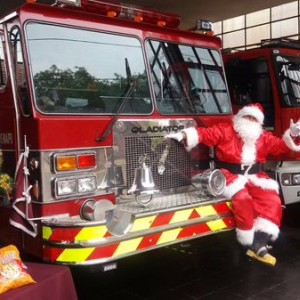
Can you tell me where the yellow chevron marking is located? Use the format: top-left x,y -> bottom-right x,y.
195,205 -> 217,217
170,209 -> 193,224
113,237 -> 143,256
157,228 -> 182,245
42,226 -> 53,240
130,216 -> 157,232
206,219 -> 227,231
57,248 -> 95,262
226,201 -> 233,209
75,226 -> 108,242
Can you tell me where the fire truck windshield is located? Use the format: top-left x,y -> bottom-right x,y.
146,40 -> 231,115
25,22 -> 230,116
26,22 -> 152,115
276,55 -> 300,107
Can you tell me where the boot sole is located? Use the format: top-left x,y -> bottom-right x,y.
246,249 -> 276,267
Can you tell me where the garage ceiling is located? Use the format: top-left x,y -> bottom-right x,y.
0,0 -> 296,29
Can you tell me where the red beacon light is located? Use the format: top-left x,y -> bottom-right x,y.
118,4 -> 181,28
80,0 -> 121,17
56,0 -> 181,28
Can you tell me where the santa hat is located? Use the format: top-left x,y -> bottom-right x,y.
235,103 -> 264,125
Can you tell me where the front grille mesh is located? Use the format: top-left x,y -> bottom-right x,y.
125,136 -> 191,191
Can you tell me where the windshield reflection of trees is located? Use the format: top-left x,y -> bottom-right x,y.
34,64 -> 151,114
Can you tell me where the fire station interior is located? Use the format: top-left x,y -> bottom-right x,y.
2,1 -> 300,300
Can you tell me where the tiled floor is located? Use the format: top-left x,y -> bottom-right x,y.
72,203 -> 300,300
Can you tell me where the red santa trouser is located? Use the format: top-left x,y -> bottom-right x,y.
231,183 -> 282,231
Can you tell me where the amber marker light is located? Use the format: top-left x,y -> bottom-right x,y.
134,15 -> 143,22
78,154 -> 96,169
56,156 -> 77,171
157,20 -> 166,27
107,10 -> 117,18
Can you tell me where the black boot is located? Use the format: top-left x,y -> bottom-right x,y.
251,231 -> 270,256
246,231 -> 276,266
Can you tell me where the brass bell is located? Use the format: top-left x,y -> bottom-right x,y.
128,154 -> 159,196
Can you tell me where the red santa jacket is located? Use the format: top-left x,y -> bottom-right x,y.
183,122 -> 300,198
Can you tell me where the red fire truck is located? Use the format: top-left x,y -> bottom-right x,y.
223,38 -> 300,206
0,0 -> 234,267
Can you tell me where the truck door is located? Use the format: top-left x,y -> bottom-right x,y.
0,28 -> 18,176
274,53 -> 300,132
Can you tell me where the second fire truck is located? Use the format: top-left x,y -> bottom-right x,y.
223,38 -> 300,206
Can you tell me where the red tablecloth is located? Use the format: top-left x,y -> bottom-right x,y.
0,262 -> 78,300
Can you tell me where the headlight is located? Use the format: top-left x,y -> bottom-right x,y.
78,177 -> 97,193
282,173 -> 300,185
292,174 -> 300,185
55,176 -> 97,197
56,179 -> 77,196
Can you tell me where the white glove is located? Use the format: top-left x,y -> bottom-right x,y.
290,119 -> 300,137
164,132 -> 185,142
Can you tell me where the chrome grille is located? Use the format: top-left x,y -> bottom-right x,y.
125,136 -> 191,190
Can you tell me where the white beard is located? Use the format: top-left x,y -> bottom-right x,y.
233,116 -> 263,142
233,116 -> 263,164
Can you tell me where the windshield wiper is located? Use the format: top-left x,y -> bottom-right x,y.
96,58 -> 137,142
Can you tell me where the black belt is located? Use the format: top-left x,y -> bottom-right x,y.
217,161 -> 264,175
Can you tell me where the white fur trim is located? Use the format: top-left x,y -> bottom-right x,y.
236,228 -> 254,246
247,175 -> 279,193
232,116 -> 262,164
236,106 -> 264,125
223,175 -> 247,198
182,127 -> 199,152
283,129 -> 300,152
241,139 -> 257,164
254,217 -> 279,241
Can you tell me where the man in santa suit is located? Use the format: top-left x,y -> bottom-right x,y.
166,103 -> 300,266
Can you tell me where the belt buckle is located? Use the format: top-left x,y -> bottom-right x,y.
241,164 -> 253,175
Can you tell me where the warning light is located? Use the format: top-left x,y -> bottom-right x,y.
55,152 -> 96,172
56,0 -> 181,28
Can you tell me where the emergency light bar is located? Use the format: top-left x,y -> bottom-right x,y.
261,38 -> 300,50
56,0 -> 181,28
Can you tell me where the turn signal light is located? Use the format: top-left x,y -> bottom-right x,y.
55,152 -> 96,172
78,154 -> 96,169
57,156 -> 77,171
